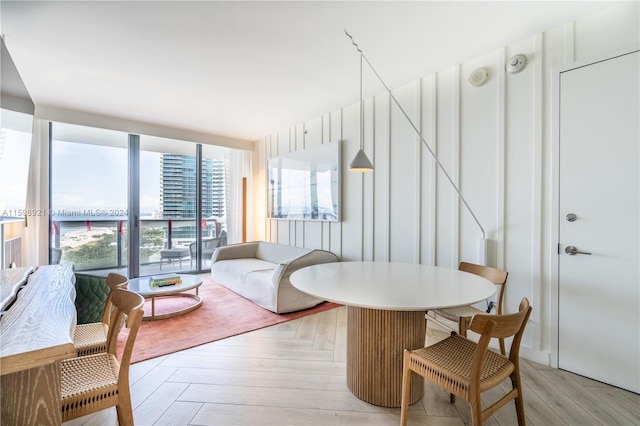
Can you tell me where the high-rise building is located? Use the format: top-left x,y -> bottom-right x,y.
159,154 -> 226,238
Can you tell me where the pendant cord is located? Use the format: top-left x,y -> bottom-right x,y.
360,53 -> 364,151
345,30 -> 486,239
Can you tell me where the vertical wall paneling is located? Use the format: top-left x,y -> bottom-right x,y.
340,103 -> 362,260
363,97 -> 374,261
373,93 -> 391,262
531,34 -> 544,349
414,79 -> 422,265
263,135 -> 272,243
496,48 -> 507,270
426,75 -> 437,266
389,83 -> 420,263
295,125 -> 303,247
330,110 -> 343,259
452,66 -> 461,267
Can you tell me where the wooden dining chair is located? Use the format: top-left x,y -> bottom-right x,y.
73,272 -> 128,356
61,288 -> 144,425
426,261 -> 508,354
402,297 -> 532,426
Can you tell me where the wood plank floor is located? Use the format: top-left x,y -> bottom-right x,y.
64,306 -> 639,426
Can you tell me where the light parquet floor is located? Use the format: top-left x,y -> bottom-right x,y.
64,306 -> 640,426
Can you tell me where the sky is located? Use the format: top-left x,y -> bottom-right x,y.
51,140 -> 161,216
0,128 -> 32,214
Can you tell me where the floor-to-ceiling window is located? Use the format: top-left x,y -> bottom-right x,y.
50,123 -> 128,271
0,108 -> 33,268
139,135 -> 199,275
50,123 -> 235,277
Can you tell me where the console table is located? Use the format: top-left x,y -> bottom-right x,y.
0,264 -> 77,425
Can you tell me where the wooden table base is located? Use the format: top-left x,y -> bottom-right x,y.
346,306 -> 426,407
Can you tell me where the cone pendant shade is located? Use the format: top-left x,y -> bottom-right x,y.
349,149 -> 374,172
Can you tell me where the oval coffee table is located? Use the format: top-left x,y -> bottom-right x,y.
128,274 -> 203,321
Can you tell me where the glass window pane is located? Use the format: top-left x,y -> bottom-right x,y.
140,135 -> 197,275
50,123 -> 127,270
0,109 -> 33,215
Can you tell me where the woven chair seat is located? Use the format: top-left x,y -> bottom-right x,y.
61,353 -> 121,421
409,334 -> 514,398
73,322 -> 108,356
430,305 -> 483,323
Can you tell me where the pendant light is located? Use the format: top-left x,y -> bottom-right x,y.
348,42 -> 373,172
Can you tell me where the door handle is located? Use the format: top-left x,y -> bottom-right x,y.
565,245 -> 592,256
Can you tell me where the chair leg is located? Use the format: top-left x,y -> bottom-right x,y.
116,393 -> 135,426
511,371 -> 526,426
469,403 -> 482,426
469,393 -> 483,426
458,317 -> 468,337
400,350 -> 412,426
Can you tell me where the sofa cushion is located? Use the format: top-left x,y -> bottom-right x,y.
255,242 -> 312,264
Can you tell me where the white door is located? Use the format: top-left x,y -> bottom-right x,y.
558,51 -> 639,393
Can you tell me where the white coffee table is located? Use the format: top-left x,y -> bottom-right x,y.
128,274 -> 203,321
291,261 -> 496,407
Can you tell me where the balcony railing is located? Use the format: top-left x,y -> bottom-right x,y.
51,216 -> 219,272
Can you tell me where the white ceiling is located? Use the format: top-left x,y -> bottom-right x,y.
0,1 -> 618,141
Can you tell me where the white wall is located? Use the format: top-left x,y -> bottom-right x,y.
254,3 -> 639,363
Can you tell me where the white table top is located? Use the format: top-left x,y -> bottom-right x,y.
290,261 -> 496,311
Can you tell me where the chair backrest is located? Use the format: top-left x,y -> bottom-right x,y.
101,273 -> 129,325
469,297 -> 532,364
459,262 -> 508,314
203,237 -> 222,251
105,289 -> 145,382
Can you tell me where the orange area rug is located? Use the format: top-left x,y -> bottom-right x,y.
119,276 -> 340,363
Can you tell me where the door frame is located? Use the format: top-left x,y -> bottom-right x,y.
549,44 -> 639,368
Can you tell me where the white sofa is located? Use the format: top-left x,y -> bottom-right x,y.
210,241 -> 340,313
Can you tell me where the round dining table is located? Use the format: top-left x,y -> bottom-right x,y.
290,261 -> 496,407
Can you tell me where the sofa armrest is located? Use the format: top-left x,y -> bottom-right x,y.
211,241 -> 259,262
271,249 -> 340,289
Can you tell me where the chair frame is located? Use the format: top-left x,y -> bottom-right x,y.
402,297 -> 532,426
190,236 -> 222,268
73,272 -> 128,356
62,289 -> 145,425
426,261 -> 508,354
